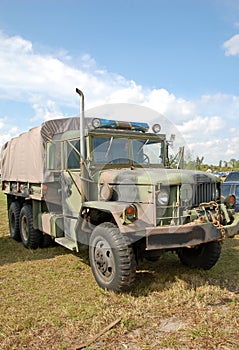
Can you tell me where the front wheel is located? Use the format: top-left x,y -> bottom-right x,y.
19,205 -> 42,249
177,241 -> 221,270
89,223 -> 136,292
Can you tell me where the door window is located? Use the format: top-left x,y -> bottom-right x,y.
66,139 -> 81,169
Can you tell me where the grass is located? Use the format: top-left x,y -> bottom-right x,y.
0,191 -> 239,349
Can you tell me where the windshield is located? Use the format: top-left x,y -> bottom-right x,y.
225,172 -> 239,182
93,137 -> 164,165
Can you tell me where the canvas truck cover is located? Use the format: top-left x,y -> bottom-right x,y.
1,117 -> 81,183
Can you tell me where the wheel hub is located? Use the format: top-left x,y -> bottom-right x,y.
94,240 -> 114,279
95,248 -> 108,273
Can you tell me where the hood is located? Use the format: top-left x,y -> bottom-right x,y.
99,167 -> 218,186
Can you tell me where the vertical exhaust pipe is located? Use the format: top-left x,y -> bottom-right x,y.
76,88 -> 85,161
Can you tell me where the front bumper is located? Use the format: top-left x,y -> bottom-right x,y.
146,214 -> 239,250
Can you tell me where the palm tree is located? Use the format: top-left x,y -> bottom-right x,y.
229,158 -> 236,169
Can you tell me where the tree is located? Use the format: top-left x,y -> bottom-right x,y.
229,158 -> 236,168
196,156 -> 204,170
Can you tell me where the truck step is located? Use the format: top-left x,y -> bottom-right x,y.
55,237 -> 78,251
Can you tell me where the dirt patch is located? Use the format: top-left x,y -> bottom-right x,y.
158,317 -> 187,333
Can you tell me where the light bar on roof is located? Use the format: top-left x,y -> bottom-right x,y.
92,118 -> 149,132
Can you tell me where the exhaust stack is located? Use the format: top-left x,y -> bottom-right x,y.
76,88 -> 86,161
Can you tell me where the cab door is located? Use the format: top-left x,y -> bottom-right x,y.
61,139 -> 83,243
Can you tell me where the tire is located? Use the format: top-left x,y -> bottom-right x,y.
40,234 -> 54,248
145,250 -> 162,262
177,241 -> 222,270
8,201 -> 21,241
19,205 -> 42,249
89,223 -> 136,292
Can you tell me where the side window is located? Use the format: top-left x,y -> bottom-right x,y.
94,137 -> 109,163
66,139 -> 81,169
46,141 -> 61,170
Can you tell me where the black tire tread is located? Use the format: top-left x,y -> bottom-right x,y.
177,241 -> 221,270
20,205 -> 42,249
40,234 -> 54,248
8,201 -> 21,241
89,222 -> 136,291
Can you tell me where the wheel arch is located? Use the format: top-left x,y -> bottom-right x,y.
6,194 -> 25,210
75,204 -> 117,245
77,201 -> 133,230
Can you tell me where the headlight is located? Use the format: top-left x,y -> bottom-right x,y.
156,188 -> 169,206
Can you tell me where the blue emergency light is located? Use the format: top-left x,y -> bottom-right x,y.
91,118 -> 149,132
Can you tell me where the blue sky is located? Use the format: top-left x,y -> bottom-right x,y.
1,0 -> 239,164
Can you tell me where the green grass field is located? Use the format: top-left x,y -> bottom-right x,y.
0,191 -> 239,349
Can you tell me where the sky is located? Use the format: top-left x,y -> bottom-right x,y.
0,0 -> 239,165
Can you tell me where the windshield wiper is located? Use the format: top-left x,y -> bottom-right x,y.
137,139 -> 149,154
105,137 -> 113,158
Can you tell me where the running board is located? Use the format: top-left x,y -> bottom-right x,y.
55,237 -> 78,251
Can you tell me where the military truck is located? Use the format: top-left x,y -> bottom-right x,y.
1,89 -> 239,291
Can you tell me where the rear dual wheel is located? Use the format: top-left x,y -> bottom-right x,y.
19,205 -> 42,249
8,201 -> 53,249
8,201 -> 21,241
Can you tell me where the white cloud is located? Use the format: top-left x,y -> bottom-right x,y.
107,81 -> 145,104
145,89 -> 195,122
0,119 -> 19,148
177,120 -> 239,164
0,31 -> 196,123
0,32 -> 108,108
177,115 -> 225,137
0,31 -> 239,165
0,119 -> 4,129
222,33 -> 239,56
30,99 -> 65,121
0,31 -> 32,53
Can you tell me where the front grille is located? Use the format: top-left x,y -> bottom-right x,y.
155,174 -> 218,226
192,174 -> 216,206
193,182 -> 215,205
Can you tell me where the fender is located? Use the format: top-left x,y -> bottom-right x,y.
80,200 -> 131,229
